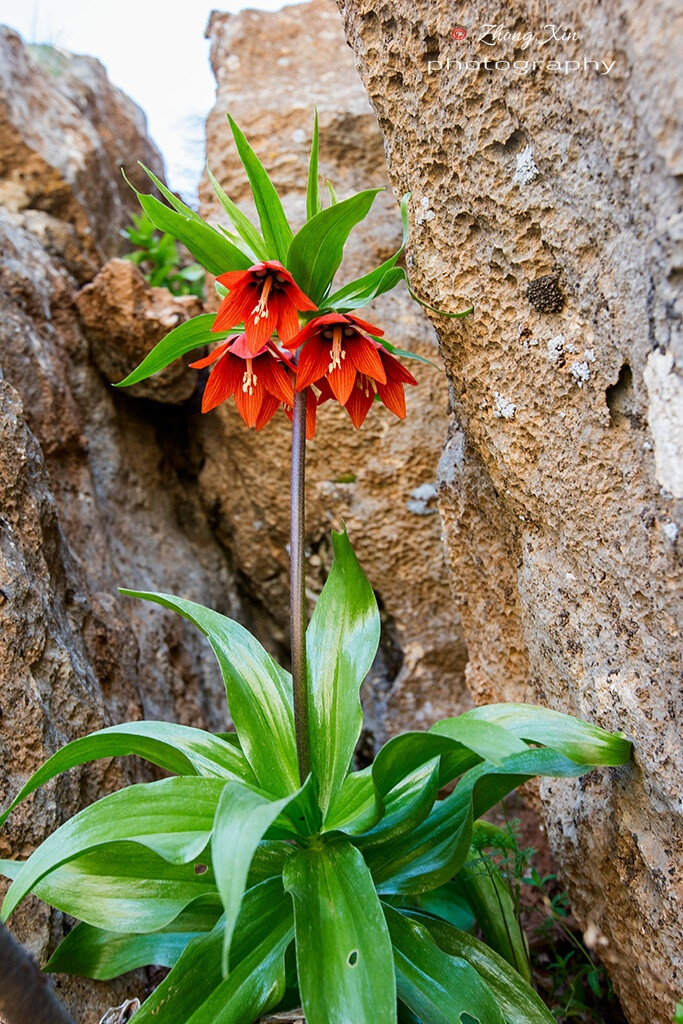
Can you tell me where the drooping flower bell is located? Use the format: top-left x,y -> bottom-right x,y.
212,261 -> 317,355
288,313 -> 388,404
190,333 -> 294,429
317,341 -> 418,429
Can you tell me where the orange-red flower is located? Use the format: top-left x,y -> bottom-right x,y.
317,341 -> 417,428
288,313 -> 388,404
212,261 -> 317,354
190,333 -> 294,429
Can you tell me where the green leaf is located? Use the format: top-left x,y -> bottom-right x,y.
227,114 -> 293,263
324,193 -> 410,312
125,171 -> 253,276
436,703 -> 632,766
306,109 -> 321,221
0,720 -> 257,829
384,905 -> 505,1024
44,895 -> 223,979
1,838 -> 290,934
206,163 -> 269,261
287,189 -> 383,305
321,767 -> 377,833
326,180 -> 339,205
374,334 -> 442,370
138,164 -> 204,222
354,758 -> 441,848
325,722 -> 528,839
120,591 -> 299,798
283,840 -> 397,1024
1,844 -> 218,932
212,780 -> 306,973
1,776 -> 228,922
115,311 -> 227,387
409,914 -> 555,1024
454,853 -> 531,981
132,878 -> 294,1024
306,529 -> 380,814
392,883 -> 475,933
115,313 -> 228,388
374,721 -> 528,794
367,748 -> 607,895
329,266 -> 405,313
402,276 -> 474,319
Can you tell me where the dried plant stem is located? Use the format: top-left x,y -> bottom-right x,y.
0,920 -> 76,1024
290,388 -> 311,783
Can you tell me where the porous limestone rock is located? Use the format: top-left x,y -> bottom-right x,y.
0,31 -> 239,1020
76,258 -> 203,404
336,0 -> 683,1019
0,26 -> 164,282
200,0 -> 470,750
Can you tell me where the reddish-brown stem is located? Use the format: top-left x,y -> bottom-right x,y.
290,387 -> 311,783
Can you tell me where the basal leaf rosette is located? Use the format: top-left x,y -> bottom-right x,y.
1,530 -> 631,1024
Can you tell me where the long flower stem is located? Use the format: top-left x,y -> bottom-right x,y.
290,388 -> 311,783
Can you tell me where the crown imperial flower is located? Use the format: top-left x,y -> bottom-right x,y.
289,313 -> 389,405
190,333 -> 294,429
212,261 -> 317,354
317,340 -> 418,428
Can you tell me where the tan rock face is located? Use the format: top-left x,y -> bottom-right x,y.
0,27 -> 164,282
336,0 -> 683,1020
76,258 -> 203,404
200,0 -> 470,750
0,31 -> 240,1020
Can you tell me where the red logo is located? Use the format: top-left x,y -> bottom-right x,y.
451,26 -> 467,40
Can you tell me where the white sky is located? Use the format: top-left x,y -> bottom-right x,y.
0,0 -> 293,199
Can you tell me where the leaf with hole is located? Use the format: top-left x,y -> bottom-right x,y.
284,840 -> 396,1024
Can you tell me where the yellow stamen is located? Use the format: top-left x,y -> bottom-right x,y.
251,275 -> 273,325
328,326 -> 347,373
357,374 -> 377,398
242,358 -> 258,395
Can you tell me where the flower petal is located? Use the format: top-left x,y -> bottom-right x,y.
327,357 -> 357,406
381,350 -> 418,385
213,285 -> 257,333
201,353 -> 242,412
229,334 -> 267,360
282,280 -> 317,312
296,339 -> 332,391
304,390 -> 318,439
377,378 -> 407,419
274,293 -> 301,343
347,335 -> 387,384
234,378 -> 264,428
315,378 -> 334,405
216,269 -> 251,289
189,339 -> 232,369
347,314 -> 384,337
269,341 -> 298,371
344,382 -> 374,429
257,354 -> 295,405
281,312 -> 339,350
243,305 -> 276,352
255,392 -> 281,431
